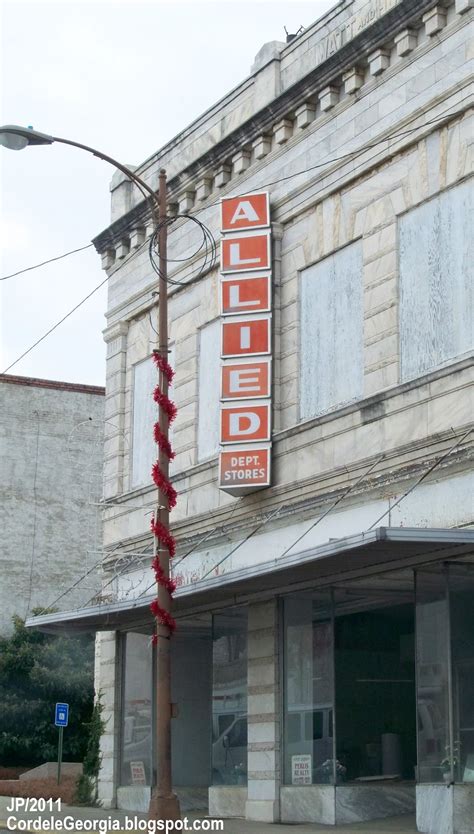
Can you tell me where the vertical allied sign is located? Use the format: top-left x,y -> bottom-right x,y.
219,192 -> 272,495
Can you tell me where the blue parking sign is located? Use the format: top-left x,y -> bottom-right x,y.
55,703 -> 69,727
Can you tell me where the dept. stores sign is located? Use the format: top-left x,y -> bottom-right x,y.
218,192 -> 272,495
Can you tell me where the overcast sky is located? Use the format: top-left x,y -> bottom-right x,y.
1,0 -> 334,385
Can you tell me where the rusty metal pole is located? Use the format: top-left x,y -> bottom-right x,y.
148,169 -> 181,822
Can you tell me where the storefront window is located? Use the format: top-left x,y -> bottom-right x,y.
211,607 -> 247,785
415,568 -> 451,784
120,632 -> 153,786
283,592 -> 334,784
335,596 -> 416,783
450,564 -> 474,783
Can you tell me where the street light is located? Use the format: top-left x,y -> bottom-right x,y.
0,125 -> 180,823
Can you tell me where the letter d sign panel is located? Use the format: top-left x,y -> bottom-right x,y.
221,403 -> 271,444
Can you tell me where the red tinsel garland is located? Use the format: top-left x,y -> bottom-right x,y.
150,516 -> 176,558
150,599 -> 177,634
154,422 -> 175,460
150,352 -> 178,637
152,463 -> 178,509
153,386 -> 178,423
152,556 -> 177,594
152,351 -> 175,384
153,385 -> 178,423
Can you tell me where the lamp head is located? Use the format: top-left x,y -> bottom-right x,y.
0,125 -> 54,150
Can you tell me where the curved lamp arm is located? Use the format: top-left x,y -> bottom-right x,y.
0,124 -> 159,219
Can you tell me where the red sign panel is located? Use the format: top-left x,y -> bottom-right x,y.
221,360 -> 271,400
222,317 -> 270,358
221,231 -> 271,273
219,447 -> 271,490
221,403 -> 271,444
219,192 -> 272,495
221,192 -> 270,232
221,273 -> 271,315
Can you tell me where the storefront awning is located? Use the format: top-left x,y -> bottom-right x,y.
26,526 -> 474,634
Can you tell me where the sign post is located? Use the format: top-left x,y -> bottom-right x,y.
55,703 -> 69,784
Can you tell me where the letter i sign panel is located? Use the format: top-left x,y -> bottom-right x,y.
219,191 -> 272,495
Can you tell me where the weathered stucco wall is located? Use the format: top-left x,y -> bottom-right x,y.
0,377 -> 105,634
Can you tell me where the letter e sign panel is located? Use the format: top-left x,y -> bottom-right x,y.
221,360 -> 271,400
221,192 -> 270,232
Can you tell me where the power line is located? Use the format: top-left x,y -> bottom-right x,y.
187,103 -> 469,215
366,428 -> 473,531
278,454 -> 385,561
1,101 -> 466,285
1,243 -> 94,280
198,454 -> 385,584
1,273 -> 110,374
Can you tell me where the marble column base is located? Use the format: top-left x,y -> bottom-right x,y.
245,799 -> 279,822
280,786 -> 336,824
208,786 -> 247,818
336,784 -> 415,824
417,784 -> 474,834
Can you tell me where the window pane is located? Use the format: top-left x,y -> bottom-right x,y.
212,608 -> 248,785
131,358 -> 156,488
300,241 -> 363,419
335,598 -> 416,783
449,564 -> 474,783
131,350 -> 176,488
415,568 -> 450,784
198,321 -> 221,460
283,593 -> 334,784
120,633 -> 153,786
399,180 -> 474,381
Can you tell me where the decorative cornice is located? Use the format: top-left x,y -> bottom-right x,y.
92,0 -> 445,254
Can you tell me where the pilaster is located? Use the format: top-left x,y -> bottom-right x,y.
245,599 -> 280,823
96,631 -> 120,808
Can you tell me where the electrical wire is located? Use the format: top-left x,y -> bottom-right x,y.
191,426 -> 473,585
148,213 -> 217,286
3,102 -> 465,286
365,428 -> 473,531
1,243 -> 94,281
197,454 -> 385,584
278,454 -> 385,561
1,273 -> 110,375
187,103 -> 471,216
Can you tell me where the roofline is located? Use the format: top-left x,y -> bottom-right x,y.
0,373 -> 105,395
25,527 -> 474,633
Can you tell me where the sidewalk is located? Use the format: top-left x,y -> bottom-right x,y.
0,797 -> 418,833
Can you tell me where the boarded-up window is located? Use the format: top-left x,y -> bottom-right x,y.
399,181 -> 473,381
198,320 -> 221,461
300,241 -> 363,419
131,348 -> 175,488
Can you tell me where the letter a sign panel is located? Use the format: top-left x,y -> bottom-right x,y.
219,192 -> 272,495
